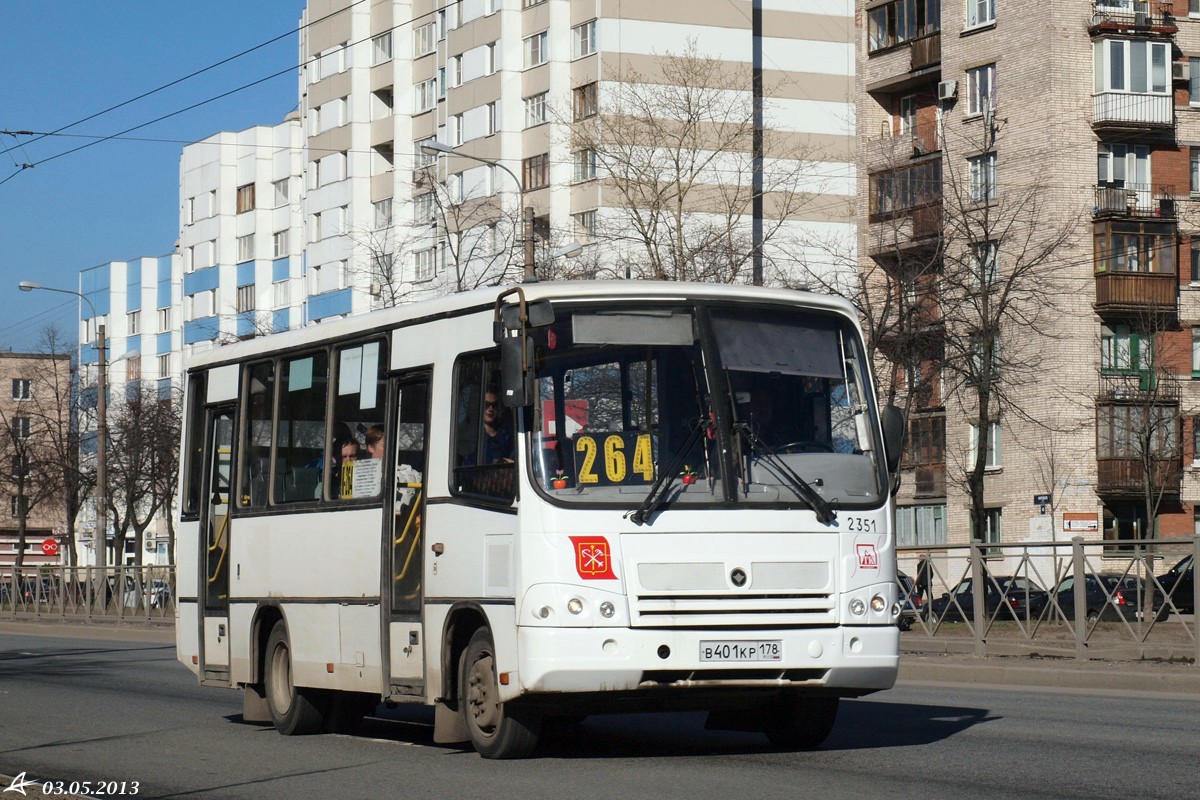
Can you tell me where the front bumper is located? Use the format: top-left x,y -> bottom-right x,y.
516,624 -> 898,696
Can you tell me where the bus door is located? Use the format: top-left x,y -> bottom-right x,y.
386,374 -> 430,690
200,405 -> 235,677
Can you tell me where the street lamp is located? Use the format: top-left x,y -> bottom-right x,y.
419,141 -> 538,282
18,281 -> 109,609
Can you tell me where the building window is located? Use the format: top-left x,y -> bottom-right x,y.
1192,148 -> 1200,195
414,137 -> 436,169
972,241 -> 998,285
1094,220 -> 1175,274
522,153 -> 549,190
966,63 -> 996,116
374,198 -> 393,230
1192,239 -> 1200,283
524,31 -> 548,68
1190,58 -> 1200,104
311,212 -> 322,243
158,308 -> 171,332
966,0 -> 995,29
896,504 -> 948,547
972,508 -> 1003,552
273,178 -> 289,207
573,210 -> 598,242
236,234 -> 253,263
273,230 -> 289,258
127,310 -> 140,335
184,197 -> 195,225
1192,328 -> 1200,377
237,285 -> 255,314
415,78 -> 438,112
968,152 -> 997,203
524,92 -> 548,128
573,149 -> 597,182
572,19 -> 597,59
414,248 -> 436,282
236,183 -> 255,214
372,32 -> 393,65
11,379 -> 30,401
970,421 -> 1002,470
868,159 -> 942,218
867,0 -> 942,53
1094,39 -> 1170,94
523,0 -> 545,7
898,94 -> 916,135
1098,404 -> 1177,459
1098,143 -> 1150,190
451,113 -> 464,146
574,82 -> 598,120
13,416 -> 30,440
412,22 -> 435,55
125,355 -> 141,383
414,192 -> 436,224
158,354 -> 170,378
272,280 -> 289,309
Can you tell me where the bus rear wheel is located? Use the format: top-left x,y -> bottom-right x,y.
264,620 -> 326,735
761,695 -> 839,750
459,627 -> 541,759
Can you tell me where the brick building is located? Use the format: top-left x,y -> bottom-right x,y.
858,0 -> 1200,564
0,351 -> 70,571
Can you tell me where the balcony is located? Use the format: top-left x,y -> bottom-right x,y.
1092,92 -> 1174,135
1094,271 -> 1177,314
910,33 -> 940,71
1089,2 -> 1178,36
1096,458 -> 1181,495
1093,185 -> 1175,220
867,204 -> 943,261
1098,370 -> 1181,403
913,465 -> 946,498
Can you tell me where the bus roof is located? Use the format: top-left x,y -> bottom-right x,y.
183,280 -> 860,372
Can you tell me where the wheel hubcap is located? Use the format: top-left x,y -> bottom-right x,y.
466,652 -> 499,732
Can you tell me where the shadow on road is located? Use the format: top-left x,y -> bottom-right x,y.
240,697 -> 999,759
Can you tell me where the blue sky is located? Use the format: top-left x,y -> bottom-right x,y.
0,1 -> 307,351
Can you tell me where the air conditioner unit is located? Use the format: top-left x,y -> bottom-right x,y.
1173,61 -> 1188,82
369,282 -> 383,297
937,80 -> 957,101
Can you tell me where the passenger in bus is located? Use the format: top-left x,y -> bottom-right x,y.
330,423 -> 359,498
366,424 -> 385,460
481,388 -> 514,463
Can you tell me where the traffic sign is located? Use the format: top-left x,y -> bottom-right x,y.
40,538 -> 59,557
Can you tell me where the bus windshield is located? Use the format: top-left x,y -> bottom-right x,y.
530,302 -> 886,511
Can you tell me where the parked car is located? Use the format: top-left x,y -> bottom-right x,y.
1156,555 -> 1195,618
929,575 -> 1049,622
1050,573 -> 1145,623
896,571 -> 924,631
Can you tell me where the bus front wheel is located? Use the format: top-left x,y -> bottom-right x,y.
264,620 -> 326,735
761,695 -> 839,750
459,627 -> 542,758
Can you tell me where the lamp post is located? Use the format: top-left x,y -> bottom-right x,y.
18,281 -> 108,610
420,141 -> 538,282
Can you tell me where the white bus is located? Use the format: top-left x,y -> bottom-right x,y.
176,280 -> 905,758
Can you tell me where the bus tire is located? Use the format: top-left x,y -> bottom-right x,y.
761,695 -> 839,750
459,627 -> 541,759
264,620 -> 326,735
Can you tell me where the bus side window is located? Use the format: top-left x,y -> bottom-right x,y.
450,355 -> 515,501
274,351 -> 329,504
239,361 -> 274,508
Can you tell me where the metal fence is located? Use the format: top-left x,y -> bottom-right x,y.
0,564 -> 175,624
899,536 -> 1199,662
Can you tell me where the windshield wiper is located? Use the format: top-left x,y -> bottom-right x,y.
737,426 -> 836,524
627,420 -> 706,526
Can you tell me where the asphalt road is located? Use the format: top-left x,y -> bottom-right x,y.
0,627 -> 1196,800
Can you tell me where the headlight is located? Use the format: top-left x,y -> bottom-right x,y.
871,594 -> 887,613
567,598 -> 584,615
599,601 -> 615,618
849,598 -> 866,616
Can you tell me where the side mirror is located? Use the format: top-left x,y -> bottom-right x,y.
882,405 -> 905,474
493,290 -> 554,408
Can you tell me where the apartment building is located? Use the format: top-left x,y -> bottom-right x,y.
298,0 -> 857,299
858,0 -> 1200,561
0,352 -> 69,571
178,115 -> 307,353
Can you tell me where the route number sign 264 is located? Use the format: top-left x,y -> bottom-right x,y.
572,432 -> 655,486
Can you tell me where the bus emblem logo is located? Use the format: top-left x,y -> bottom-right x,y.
857,544 -> 879,569
569,536 -> 617,580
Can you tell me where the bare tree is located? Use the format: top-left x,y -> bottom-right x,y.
104,384 -> 182,567
567,43 -> 822,283
936,111 -> 1078,543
